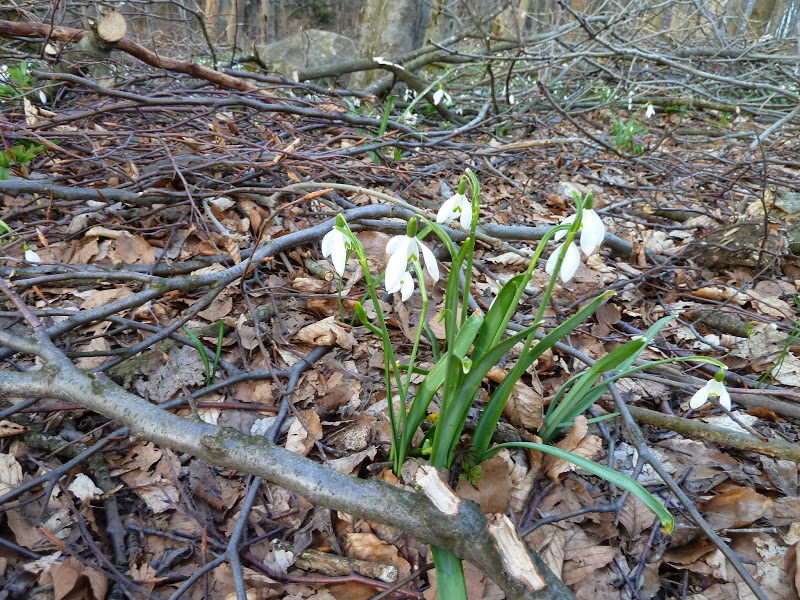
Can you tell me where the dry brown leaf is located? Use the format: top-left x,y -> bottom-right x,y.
79,287 -> 134,311
702,486 -> 773,530
0,453 -> 22,495
525,523 -> 565,579
543,416 -> 602,482
455,450 -> 516,514
502,381 -> 543,432
284,409 -> 322,456
75,337 -> 111,370
619,493 -> 653,538
0,420 -> 28,437
561,527 -> 616,587
52,557 -> 109,600
110,232 -> 156,265
295,316 -> 356,350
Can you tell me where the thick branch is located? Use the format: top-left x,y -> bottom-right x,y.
0,362 -> 572,600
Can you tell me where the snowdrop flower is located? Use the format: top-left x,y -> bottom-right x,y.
385,225 -> 439,298
555,208 -> 606,255
433,88 -> 451,106
38,90 -> 47,104
321,227 -> 350,277
24,247 -> 42,263
508,94 -> 516,105
387,270 -> 415,301
436,191 -> 472,229
645,103 -> 655,119
690,370 -> 730,410
545,241 -> 580,283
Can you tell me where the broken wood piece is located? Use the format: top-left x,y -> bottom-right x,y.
294,547 -> 398,582
415,464 -> 460,516
487,514 -> 546,592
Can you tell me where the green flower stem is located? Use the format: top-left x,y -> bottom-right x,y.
400,260 -> 429,433
431,545 -> 467,599
460,169 -> 480,327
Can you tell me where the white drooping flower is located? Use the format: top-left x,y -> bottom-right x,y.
24,248 -> 42,263
321,227 -> 349,277
385,234 -> 439,298
433,88 -> 451,106
555,208 -> 606,255
387,270 -> 415,301
545,241 -> 580,283
645,103 -> 655,119
690,372 -> 731,410
436,192 -> 472,229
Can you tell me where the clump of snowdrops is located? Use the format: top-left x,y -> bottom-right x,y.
321,170 -> 728,598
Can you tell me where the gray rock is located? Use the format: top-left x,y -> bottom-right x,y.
256,30 -> 356,82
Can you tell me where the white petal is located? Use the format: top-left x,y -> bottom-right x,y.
24,249 -> 42,263
417,240 -> 439,282
459,202 -> 472,229
545,244 -> 560,276
386,234 -> 408,254
433,89 -> 444,105
436,196 -> 458,223
322,230 -> 347,276
554,214 -> 575,241
559,242 -> 581,282
579,210 -> 605,255
385,246 -> 410,292
400,273 -> 414,301
689,384 -> 710,409
718,386 -> 731,411
321,229 -> 337,257
329,238 -> 347,276
645,104 -> 655,118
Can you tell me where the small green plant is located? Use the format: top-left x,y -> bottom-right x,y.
612,113 -> 647,154
0,62 -> 35,99
182,320 -> 225,386
320,174 -> 729,598
0,141 -> 45,180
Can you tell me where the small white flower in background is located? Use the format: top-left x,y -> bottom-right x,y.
385,233 -> 439,297
690,370 -> 730,410
387,270 -> 415,301
545,241 -> 580,283
436,191 -> 472,229
24,248 -> 42,263
645,103 -> 655,119
38,90 -> 47,104
321,227 -> 349,277
400,113 -> 419,126
0,65 -> 8,84
627,90 -> 634,111
555,208 -> 606,255
508,94 -> 516,105
433,88 -> 451,106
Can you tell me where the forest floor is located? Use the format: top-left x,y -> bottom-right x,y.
1,55 -> 800,600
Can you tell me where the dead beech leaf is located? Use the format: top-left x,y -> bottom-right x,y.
525,524 -> 565,579
0,420 -> 28,436
486,251 -> 529,267
502,381 -> 543,432
295,316 -> 356,350
702,486 -> 773,530
79,287 -> 134,311
0,453 -> 23,495
543,416 -> 602,482
68,473 -> 103,503
619,493 -> 653,538
52,557 -> 109,600
285,410 -> 322,456
455,449 -> 533,516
